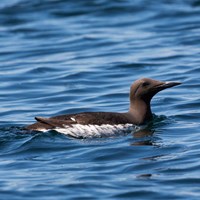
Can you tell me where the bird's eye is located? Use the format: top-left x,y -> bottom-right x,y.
142,82 -> 150,87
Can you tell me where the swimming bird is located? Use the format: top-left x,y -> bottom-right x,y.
26,78 -> 181,138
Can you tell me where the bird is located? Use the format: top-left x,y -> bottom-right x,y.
26,78 -> 181,138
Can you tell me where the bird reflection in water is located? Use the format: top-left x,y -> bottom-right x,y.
131,128 -> 157,146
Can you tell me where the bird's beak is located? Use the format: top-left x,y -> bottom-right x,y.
153,81 -> 182,91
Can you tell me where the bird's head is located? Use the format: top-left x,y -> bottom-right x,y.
130,78 -> 181,103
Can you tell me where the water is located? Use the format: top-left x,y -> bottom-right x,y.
0,0 -> 200,199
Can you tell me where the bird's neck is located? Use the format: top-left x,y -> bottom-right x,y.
128,99 -> 152,125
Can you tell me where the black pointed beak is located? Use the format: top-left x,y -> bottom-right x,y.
154,81 -> 182,91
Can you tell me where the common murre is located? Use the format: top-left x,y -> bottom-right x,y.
26,78 -> 181,138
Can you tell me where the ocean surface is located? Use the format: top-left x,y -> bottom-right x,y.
0,0 -> 200,199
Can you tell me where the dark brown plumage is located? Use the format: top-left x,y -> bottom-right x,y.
26,78 -> 181,131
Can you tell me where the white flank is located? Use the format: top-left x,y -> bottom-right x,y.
53,123 -> 136,138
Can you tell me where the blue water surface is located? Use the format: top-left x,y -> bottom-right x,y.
0,0 -> 200,199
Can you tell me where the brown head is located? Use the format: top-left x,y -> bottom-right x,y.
128,78 -> 181,125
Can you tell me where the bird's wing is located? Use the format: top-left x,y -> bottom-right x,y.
51,112 -> 130,125
26,112 -> 131,131
35,116 -> 76,128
